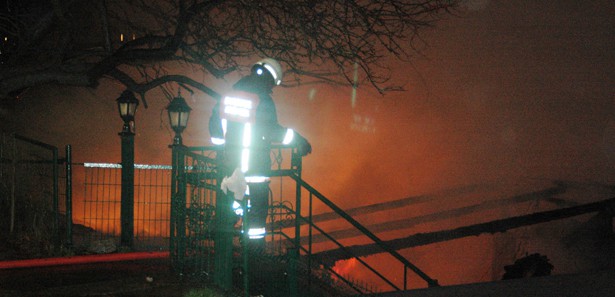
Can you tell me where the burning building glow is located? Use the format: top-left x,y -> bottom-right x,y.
2,0 -> 614,292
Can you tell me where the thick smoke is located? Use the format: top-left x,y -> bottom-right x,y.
3,0 -> 614,290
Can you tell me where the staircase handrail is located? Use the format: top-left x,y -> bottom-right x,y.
289,174 -> 440,288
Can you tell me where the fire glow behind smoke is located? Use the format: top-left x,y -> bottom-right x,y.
3,0 -> 614,290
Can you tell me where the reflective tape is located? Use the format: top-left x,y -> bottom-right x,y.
221,119 -> 227,135
241,123 -> 252,173
248,227 -> 266,239
232,200 -> 243,216
223,105 -> 250,118
211,137 -> 225,145
282,128 -> 294,145
263,64 -> 278,83
241,148 -> 250,173
224,96 -> 253,109
245,176 -> 270,183
243,123 -> 252,147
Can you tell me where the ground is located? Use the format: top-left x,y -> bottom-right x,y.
0,259 -> 232,297
0,222 -> 231,296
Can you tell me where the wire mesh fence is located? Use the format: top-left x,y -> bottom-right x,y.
0,133 -> 66,259
75,163 -> 171,252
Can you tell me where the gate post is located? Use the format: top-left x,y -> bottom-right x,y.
65,145 -> 73,247
119,129 -> 135,248
290,149 -> 303,297
170,144 -> 187,273
167,92 -> 191,273
214,151 -> 234,289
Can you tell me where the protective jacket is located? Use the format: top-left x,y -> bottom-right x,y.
209,75 -> 295,179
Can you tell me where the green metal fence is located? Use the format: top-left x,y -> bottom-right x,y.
76,162 -> 171,251
0,133 -> 69,258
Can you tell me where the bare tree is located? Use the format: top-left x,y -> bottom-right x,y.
0,0 -> 457,105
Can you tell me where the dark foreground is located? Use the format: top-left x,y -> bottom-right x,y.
0,258 -> 209,297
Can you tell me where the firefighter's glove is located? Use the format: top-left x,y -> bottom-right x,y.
220,168 -> 247,201
296,135 -> 312,157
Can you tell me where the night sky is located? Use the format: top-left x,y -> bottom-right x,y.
4,0 -> 614,289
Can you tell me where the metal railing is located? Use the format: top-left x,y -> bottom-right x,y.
169,144 -> 429,295
273,175 -> 437,293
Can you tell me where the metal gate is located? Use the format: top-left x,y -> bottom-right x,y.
168,144 -> 304,288
169,145 -> 220,276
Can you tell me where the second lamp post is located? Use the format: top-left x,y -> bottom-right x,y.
167,91 -> 191,273
117,90 -> 139,248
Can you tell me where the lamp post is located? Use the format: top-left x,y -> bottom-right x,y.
117,90 -> 138,248
167,91 -> 191,273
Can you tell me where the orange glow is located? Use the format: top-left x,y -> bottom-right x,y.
71,164 -> 171,239
7,0 -> 614,290
333,258 -> 358,277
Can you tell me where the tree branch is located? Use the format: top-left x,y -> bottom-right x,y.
106,69 -> 220,100
137,74 -> 221,100
0,0 -> 459,101
0,70 -> 91,98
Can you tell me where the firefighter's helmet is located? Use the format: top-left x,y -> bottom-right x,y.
252,58 -> 283,86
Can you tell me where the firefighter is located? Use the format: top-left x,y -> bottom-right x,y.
209,58 -> 311,242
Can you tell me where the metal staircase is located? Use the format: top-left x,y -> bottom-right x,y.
168,144 -> 435,296
168,143 -> 615,296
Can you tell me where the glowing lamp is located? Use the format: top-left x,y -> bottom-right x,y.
166,92 -> 192,145
116,90 -> 139,133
